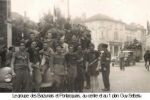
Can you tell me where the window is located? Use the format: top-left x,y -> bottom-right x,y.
114,32 -> 119,40
101,32 -> 104,39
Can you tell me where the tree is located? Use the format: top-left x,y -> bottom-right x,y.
37,9 -> 91,46
12,12 -> 37,46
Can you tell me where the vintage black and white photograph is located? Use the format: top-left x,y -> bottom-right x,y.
0,0 -> 150,92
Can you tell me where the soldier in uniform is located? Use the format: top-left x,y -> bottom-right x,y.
100,44 -> 111,91
65,45 -> 77,92
85,43 -> 100,91
75,45 -> 85,92
39,42 -> 54,82
11,42 -> 32,92
52,45 -> 67,92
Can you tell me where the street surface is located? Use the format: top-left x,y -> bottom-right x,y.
85,61 -> 150,92
0,61 -> 150,93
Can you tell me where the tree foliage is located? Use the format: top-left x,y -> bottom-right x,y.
12,9 -> 91,46
12,12 -> 37,46
124,39 -> 142,50
37,9 -> 91,44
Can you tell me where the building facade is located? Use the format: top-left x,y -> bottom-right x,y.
84,14 -> 145,57
125,24 -> 145,42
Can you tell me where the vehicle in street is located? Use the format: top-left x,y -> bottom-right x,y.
123,50 -> 136,66
0,67 -> 12,92
0,66 -> 55,92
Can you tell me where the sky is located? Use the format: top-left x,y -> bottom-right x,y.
11,0 -> 150,27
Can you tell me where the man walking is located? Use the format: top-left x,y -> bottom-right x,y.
101,44 -> 111,91
119,49 -> 125,70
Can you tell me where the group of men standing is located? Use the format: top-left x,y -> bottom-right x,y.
10,29 -> 111,92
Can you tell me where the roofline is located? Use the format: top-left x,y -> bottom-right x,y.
84,19 -> 146,30
84,18 -> 126,25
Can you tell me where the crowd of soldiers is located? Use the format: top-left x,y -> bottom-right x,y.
0,25 -> 111,92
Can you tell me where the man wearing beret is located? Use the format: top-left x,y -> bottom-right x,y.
100,44 -> 111,91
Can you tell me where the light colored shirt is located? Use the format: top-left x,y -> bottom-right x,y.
62,43 -> 69,54
119,52 -> 125,59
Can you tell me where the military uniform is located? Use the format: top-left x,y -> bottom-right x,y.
80,37 -> 91,50
12,51 -> 31,92
52,53 -> 66,92
75,50 -> 85,92
40,47 -> 54,82
65,52 -> 77,92
101,49 -> 111,91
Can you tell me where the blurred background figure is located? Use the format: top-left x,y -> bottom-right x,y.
119,49 -> 125,71
144,50 -> 150,71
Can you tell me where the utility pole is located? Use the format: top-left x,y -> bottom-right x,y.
7,0 -> 12,47
67,0 -> 70,21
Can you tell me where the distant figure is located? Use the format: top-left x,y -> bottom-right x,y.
144,50 -> 150,71
119,49 -> 125,71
